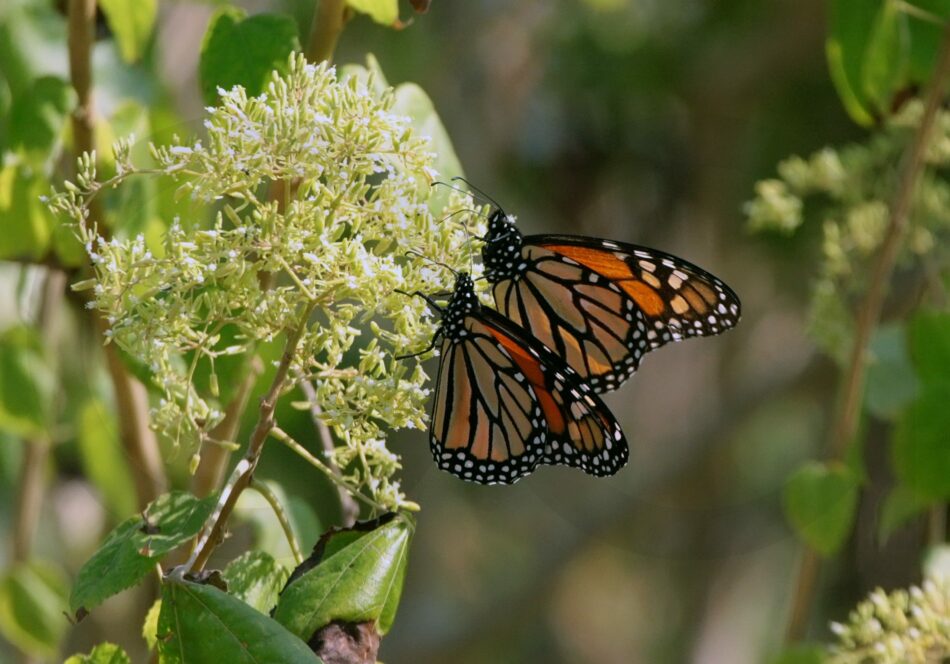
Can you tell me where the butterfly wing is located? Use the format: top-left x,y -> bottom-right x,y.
491,235 -> 741,392
429,307 -> 628,484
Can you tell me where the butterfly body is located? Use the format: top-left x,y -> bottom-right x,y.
428,273 -> 628,484
482,209 -> 741,392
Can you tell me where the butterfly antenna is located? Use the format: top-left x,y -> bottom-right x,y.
450,176 -> 504,211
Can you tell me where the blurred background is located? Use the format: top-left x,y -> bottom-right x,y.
0,0 -> 934,662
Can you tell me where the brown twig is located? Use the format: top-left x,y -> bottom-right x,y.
298,378 -> 360,526
12,270 -> 67,562
306,0 -> 349,64
186,302 -> 316,573
69,0 -> 166,508
783,20 -> 950,643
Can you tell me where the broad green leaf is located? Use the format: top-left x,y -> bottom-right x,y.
99,0 -> 157,63
826,0 -> 880,125
865,323 -> 919,419
878,484 -> 930,543
0,325 -> 54,439
143,599 -> 161,651
768,644 -> 825,664
6,75 -> 76,167
199,10 -> 300,105
0,560 -> 69,659
394,82 -> 465,212
892,382 -> 950,500
157,577 -> 321,664
236,482 -> 311,567
347,0 -> 399,26
222,551 -> 289,613
783,462 -> 860,556
77,398 -> 138,518
64,642 -> 132,664
273,513 -> 413,639
70,491 -> 218,614
907,0 -> 950,83
0,164 -> 55,261
907,310 -> 950,386
862,0 -> 909,113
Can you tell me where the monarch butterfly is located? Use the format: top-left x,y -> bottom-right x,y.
482,208 -> 741,392
415,272 -> 628,484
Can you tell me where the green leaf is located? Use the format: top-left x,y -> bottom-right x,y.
0,164 -> 55,261
892,382 -> 950,500
783,462 -> 860,556
346,0 -> 399,26
157,577 -> 322,664
222,551 -> 289,613
6,75 -> 75,167
862,0 -> 910,112
77,398 -> 138,519
826,0 -> 880,125
98,0 -> 157,63
236,481 -> 312,566
69,491 -> 218,615
64,642 -> 133,664
865,323 -> 920,419
273,513 -> 413,639
143,599 -> 161,651
878,484 -> 930,543
393,81 -> 465,212
199,10 -> 300,106
0,560 -> 69,659
907,0 -> 950,83
907,310 -> 950,387
768,644 -> 826,664
0,325 -> 54,439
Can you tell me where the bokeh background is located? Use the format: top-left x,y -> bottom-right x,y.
0,0 -> 934,662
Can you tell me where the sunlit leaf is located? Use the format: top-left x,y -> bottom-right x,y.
0,325 -> 53,439
77,398 -> 138,519
143,599 -> 161,652
70,491 -> 218,615
222,550 -> 289,613
862,0 -> 909,112
99,0 -> 156,63
0,560 -> 69,659
6,75 -> 75,167
784,462 -> 860,556
0,164 -> 55,261
64,642 -> 132,664
157,577 -> 321,663
199,10 -> 299,105
346,0 -> 399,26
273,513 -> 413,639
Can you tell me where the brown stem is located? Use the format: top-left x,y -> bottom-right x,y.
298,378 -> 360,526
12,271 -> 67,562
187,303 -> 315,573
306,0 -> 349,64
783,20 -> 950,643
69,0 -> 167,508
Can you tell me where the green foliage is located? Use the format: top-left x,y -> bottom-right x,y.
157,577 -> 322,664
0,326 -> 53,439
142,599 -> 161,652
69,491 -> 217,614
769,644 -> 826,664
0,560 -> 69,659
865,323 -> 920,419
878,485 -> 930,543
76,398 -> 137,518
98,0 -> 157,63
5,75 -> 75,168
347,0 -> 400,26
199,9 -> 300,105
64,643 -> 133,664
222,551 -> 289,613
273,513 -> 413,639
784,462 -> 860,557
0,164 -> 55,261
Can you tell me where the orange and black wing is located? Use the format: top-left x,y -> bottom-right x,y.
429,308 -> 628,484
491,235 -> 741,392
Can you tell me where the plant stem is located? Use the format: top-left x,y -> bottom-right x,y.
297,378 -> 360,525
249,478 -> 304,565
69,0 -> 167,508
306,0 -> 349,64
185,303 -> 315,573
12,270 -> 67,563
784,19 -> 950,643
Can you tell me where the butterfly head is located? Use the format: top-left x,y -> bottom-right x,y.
482,208 -> 524,282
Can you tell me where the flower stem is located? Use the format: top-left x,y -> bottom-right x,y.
306,0 -> 349,64
249,478 -> 304,565
784,18 -> 950,643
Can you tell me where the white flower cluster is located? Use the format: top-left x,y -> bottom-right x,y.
51,55 -> 486,510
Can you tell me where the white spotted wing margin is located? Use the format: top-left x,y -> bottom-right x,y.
429,297 -> 629,485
